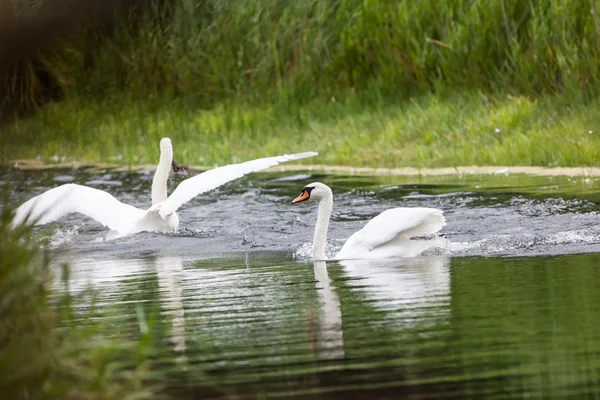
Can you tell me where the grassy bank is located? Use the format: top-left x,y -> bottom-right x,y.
2,91 -> 600,168
2,0 -> 600,168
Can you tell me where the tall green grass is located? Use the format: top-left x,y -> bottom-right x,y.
3,0 -> 600,116
79,0 -> 600,100
0,199 -> 159,399
71,0 -> 600,106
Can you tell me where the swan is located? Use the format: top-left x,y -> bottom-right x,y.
291,182 -> 446,260
11,138 -> 318,239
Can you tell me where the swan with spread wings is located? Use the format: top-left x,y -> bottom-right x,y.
12,138 -> 317,239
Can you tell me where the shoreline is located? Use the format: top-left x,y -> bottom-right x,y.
7,158 -> 600,177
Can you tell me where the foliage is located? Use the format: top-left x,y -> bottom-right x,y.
3,0 -> 600,167
2,90 -> 599,168
3,0 -> 600,118
0,197 -> 156,400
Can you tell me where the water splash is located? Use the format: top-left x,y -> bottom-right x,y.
448,228 -> 600,256
7,167 -> 600,259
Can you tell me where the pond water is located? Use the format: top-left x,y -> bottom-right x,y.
4,167 -> 600,398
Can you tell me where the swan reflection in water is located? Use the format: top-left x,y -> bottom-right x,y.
309,253 -> 450,361
338,255 -> 451,329
52,253 -> 188,361
313,260 -> 344,360
51,250 -> 450,368
154,255 -> 187,362
58,253 -> 348,364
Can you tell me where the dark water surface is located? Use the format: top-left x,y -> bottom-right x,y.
3,167 -> 600,398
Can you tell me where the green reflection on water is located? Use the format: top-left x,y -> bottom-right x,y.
60,252 -> 600,399
448,254 -> 600,399
8,165 -> 600,398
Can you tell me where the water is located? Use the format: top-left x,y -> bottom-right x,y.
4,167 -> 600,398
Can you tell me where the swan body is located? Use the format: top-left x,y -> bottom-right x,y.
292,182 -> 446,260
12,138 -> 318,239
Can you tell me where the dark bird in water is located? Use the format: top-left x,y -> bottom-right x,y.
171,160 -> 192,175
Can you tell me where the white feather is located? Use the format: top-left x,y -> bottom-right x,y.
11,138 -> 318,239
155,152 -> 318,217
338,208 -> 446,255
11,184 -> 146,231
293,182 -> 447,260
336,207 -> 446,259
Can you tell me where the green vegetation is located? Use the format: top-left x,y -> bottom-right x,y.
3,91 -> 600,168
0,202 -> 160,399
2,0 -> 600,167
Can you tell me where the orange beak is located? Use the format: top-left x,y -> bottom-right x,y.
292,190 -> 310,204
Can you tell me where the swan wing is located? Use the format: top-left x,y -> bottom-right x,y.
340,207 -> 446,252
157,151 -> 318,214
11,183 -> 146,231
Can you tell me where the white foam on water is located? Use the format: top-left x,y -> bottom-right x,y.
447,228 -> 600,256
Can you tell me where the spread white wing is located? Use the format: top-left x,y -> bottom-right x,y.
339,207 -> 446,253
156,151 -> 318,215
11,183 -> 146,231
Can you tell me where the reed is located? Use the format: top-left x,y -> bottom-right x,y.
2,0 -> 600,115
70,0 -> 600,104
0,198 -> 157,399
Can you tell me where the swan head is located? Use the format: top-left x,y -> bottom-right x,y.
292,182 -> 332,204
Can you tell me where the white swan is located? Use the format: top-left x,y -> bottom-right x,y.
12,138 -> 318,239
291,182 -> 446,260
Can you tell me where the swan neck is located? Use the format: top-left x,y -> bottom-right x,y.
313,194 -> 333,260
152,145 -> 173,205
